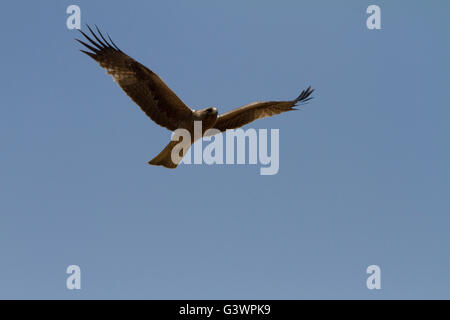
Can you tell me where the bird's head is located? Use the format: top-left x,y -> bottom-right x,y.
205,107 -> 218,115
194,107 -> 218,119
193,107 -> 219,130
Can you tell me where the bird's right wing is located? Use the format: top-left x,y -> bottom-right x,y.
213,86 -> 314,132
76,25 -> 193,131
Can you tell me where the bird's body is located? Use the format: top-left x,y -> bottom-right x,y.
76,26 -> 314,168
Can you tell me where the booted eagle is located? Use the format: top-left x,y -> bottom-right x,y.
76,25 -> 314,168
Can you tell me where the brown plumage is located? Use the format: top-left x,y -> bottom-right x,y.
76,25 -> 314,169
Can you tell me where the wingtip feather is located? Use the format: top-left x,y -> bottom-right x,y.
294,86 -> 315,105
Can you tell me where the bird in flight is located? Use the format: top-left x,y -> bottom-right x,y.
76,25 -> 314,169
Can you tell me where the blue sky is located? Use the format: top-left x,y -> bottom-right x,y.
0,1 -> 449,299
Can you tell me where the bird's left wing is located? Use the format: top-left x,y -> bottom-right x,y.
213,86 -> 314,132
76,25 -> 193,131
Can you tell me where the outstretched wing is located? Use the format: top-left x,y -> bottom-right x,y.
76,25 -> 193,131
213,86 -> 314,132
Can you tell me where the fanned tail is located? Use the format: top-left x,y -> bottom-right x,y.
148,140 -> 191,169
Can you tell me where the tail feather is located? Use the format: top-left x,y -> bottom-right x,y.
148,140 -> 191,169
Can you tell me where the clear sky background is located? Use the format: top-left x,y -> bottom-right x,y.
0,1 -> 449,299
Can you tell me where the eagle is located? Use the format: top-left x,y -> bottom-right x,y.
76,25 -> 314,168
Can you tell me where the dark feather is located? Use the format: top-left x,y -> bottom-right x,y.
76,25 -> 193,131
213,86 -> 315,132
